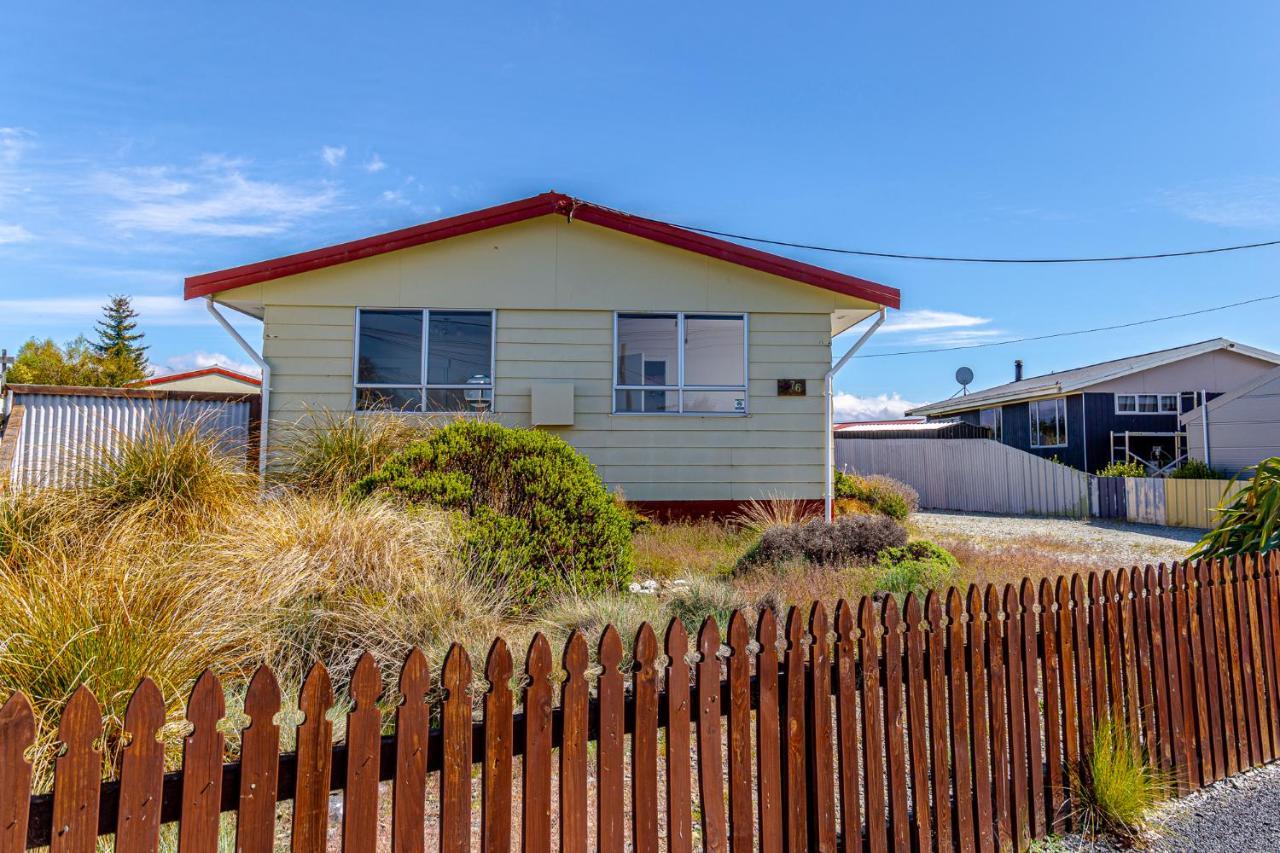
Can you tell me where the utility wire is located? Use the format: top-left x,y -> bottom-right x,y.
853,292 -> 1280,358
679,226 -> 1280,264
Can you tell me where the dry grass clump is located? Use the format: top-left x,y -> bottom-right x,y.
77,418 -> 259,534
272,408 -> 435,495
632,520 -> 756,579
208,494 -> 509,687
0,522 -> 264,788
729,496 -> 821,534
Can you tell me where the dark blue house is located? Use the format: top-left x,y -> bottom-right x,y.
906,339 -> 1280,474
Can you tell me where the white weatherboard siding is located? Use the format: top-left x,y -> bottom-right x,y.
1185,366 -> 1280,476
233,217 -> 873,501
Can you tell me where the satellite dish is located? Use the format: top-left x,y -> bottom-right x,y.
955,366 -> 974,390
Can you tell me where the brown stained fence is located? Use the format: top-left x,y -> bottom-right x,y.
3,552 -> 1280,851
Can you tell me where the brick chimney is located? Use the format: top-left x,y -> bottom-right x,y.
1014,359 -> 1024,381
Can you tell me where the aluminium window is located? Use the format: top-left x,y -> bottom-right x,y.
1115,393 -> 1179,415
354,308 -> 494,413
613,312 -> 748,414
1029,398 -> 1068,448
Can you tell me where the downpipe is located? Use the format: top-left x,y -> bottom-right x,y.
824,308 -> 887,520
205,297 -> 271,476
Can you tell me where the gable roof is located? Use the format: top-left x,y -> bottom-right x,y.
136,366 -> 262,387
183,191 -> 900,308
907,338 -> 1280,417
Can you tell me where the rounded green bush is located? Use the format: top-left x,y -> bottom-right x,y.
833,470 -> 918,520
870,539 -> 960,598
348,420 -> 634,609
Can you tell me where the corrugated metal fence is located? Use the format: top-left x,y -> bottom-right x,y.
1092,475 -> 1250,528
1,385 -> 259,489
836,437 -> 1092,517
838,437 -> 1251,528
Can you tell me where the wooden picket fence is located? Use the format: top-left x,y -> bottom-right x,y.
3,552 -> 1280,851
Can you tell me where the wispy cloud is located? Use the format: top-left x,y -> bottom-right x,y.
874,308 -> 1004,347
0,128 -> 34,165
97,158 -> 338,237
881,309 -> 991,334
363,153 -> 386,173
833,392 -> 924,422
154,349 -> 261,378
0,295 -> 206,327
0,224 -> 33,244
1164,178 -> 1280,228
321,145 -> 347,167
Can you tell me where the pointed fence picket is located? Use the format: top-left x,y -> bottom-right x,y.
7,553 -> 1280,851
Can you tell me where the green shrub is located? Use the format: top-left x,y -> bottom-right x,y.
1168,458 -> 1226,480
348,420 -> 634,609
1070,716 -> 1171,845
739,513 -> 908,570
1096,460 -> 1147,478
1192,457 -> 1280,559
833,471 -> 918,520
869,540 -> 960,598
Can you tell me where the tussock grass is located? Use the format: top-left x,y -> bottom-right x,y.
78,418 -> 258,533
1071,716 -> 1172,846
0,426 -> 504,787
272,409 -> 435,495
729,495 -> 821,534
216,494 -> 509,686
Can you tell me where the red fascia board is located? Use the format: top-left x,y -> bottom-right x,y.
183,191 -> 900,309
138,366 -> 262,386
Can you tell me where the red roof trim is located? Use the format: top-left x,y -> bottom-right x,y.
184,191 -> 901,309
137,366 -> 262,387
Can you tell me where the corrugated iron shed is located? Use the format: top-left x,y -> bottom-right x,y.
1,384 -> 259,489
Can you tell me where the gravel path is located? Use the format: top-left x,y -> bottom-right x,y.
1038,761 -> 1280,851
912,510 -> 1203,568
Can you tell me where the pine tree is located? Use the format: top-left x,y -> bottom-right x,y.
92,295 -> 148,384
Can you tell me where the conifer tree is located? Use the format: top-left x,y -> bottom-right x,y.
91,295 -> 148,384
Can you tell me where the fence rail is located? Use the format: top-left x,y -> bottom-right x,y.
4,553 -> 1280,851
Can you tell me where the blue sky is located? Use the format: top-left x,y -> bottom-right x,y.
2,2 -> 1279,418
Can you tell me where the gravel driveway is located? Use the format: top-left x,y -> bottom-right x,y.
912,510 -> 1204,568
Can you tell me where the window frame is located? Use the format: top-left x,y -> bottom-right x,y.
979,407 -> 1003,442
1114,392 -> 1180,415
1029,397 -> 1069,449
611,311 -> 750,416
352,307 -> 497,413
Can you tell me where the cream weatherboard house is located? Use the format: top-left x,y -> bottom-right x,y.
186,192 -> 900,515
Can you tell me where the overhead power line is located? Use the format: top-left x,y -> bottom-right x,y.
854,292 -> 1280,358
678,225 -> 1280,264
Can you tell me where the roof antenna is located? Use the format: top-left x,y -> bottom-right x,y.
955,366 -> 973,395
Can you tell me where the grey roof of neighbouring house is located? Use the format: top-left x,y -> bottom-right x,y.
906,338 -> 1280,418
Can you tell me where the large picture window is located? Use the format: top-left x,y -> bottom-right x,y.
355,308 -> 494,412
1029,398 -> 1068,448
613,312 -> 747,414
